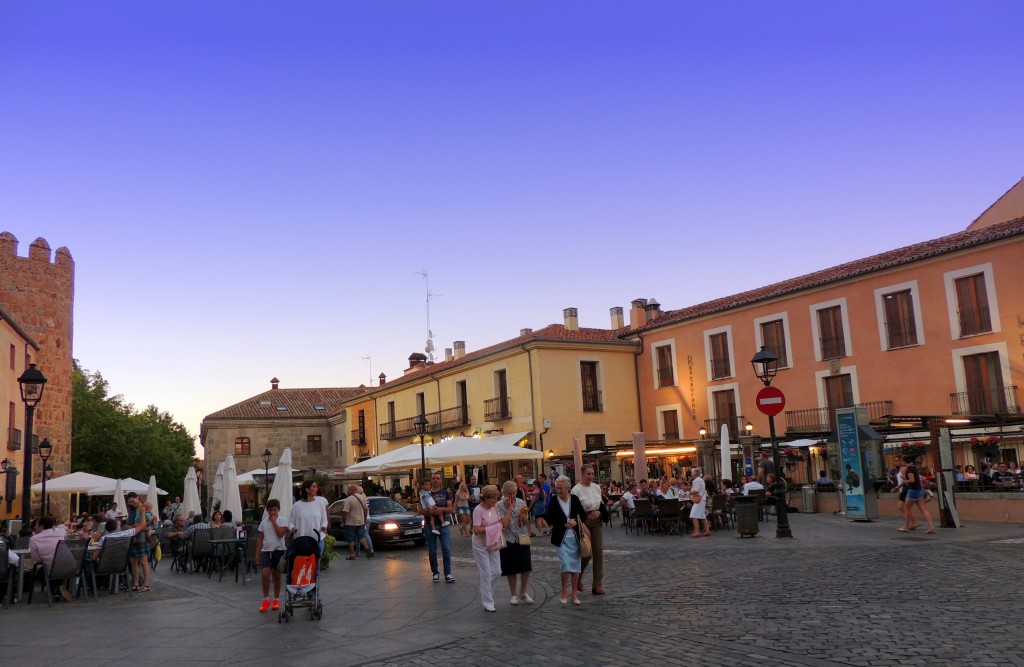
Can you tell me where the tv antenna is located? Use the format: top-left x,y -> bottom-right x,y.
361,355 -> 372,386
415,270 -> 441,362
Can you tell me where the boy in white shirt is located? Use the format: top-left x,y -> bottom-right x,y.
257,499 -> 288,613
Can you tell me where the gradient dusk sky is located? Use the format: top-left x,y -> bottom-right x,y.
1,2 -> 1021,458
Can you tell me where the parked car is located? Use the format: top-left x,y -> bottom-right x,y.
328,497 -> 426,548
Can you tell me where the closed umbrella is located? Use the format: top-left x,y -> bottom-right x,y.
211,461 -> 225,514
264,447 -> 293,522
720,424 -> 732,484
112,479 -> 128,521
222,455 -> 244,525
181,467 -> 201,517
146,475 -> 161,517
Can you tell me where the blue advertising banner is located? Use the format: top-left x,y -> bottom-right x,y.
836,409 -> 866,519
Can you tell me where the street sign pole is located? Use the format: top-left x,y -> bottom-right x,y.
756,385 -> 792,538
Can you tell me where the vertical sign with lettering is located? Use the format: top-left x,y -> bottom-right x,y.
836,408 -> 866,519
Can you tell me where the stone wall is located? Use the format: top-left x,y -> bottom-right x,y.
0,233 -> 75,516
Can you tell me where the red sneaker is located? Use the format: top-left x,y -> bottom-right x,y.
259,600 -> 271,613
271,599 -> 280,611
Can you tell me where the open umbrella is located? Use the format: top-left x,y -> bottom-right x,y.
181,467 -> 201,517
264,447 -> 293,521
221,455 -> 244,525
31,471 -> 117,516
345,443 -> 427,474
87,477 -> 163,496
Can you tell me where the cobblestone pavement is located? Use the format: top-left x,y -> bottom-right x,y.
1,514 -> 1022,666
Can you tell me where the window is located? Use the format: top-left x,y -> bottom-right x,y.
817,306 -> 846,359
8,344 -> 13,370
955,273 -> 992,336
759,320 -> 789,367
882,289 -> 918,348
963,351 -> 1006,414
709,332 -> 731,380
415,393 -> 426,416
823,374 -> 855,425
456,380 -> 469,425
580,361 -> 602,412
661,410 -> 680,440
334,439 -> 343,458
712,389 -> 739,434
307,435 -> 322,454
234,437 -> 251,456
386,401 -> 396,438
655,344 -> 675,387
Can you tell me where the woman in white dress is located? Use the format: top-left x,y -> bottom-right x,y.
689,468 -> 711,538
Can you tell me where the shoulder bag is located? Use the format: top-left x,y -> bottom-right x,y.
578,522 -> 592,558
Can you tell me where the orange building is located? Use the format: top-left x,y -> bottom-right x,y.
626,217 -> 1024,483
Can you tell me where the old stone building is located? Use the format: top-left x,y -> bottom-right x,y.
0,233 -> 74,519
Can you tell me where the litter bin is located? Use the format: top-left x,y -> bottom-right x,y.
802,485 -> 817,513
734,495 -> 759,537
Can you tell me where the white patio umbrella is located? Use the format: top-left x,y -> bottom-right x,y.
31,470 -> 118,517
221,455 -> 244,524
264,447 -> 293,521
112,479 -> 128,519
146,475 -> 161,515
345,443 -> 427,474
87,477 -> 163,496
181,467 -> 201,517
426,432 -> 544,465
211,461 -> 225,514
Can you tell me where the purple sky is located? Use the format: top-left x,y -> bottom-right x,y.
1,2 -> 1021,458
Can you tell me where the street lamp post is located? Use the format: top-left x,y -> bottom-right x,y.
44,465 -> 54,515
750,346 -> 793,539
414,414 -> 429,483
38,438 -> 52,517
18,364 -> 47,534
261,448 -> 273,505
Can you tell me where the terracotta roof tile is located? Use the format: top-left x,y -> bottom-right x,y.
629,217 -> 1024,333
372,324 -> 635,393
205,387 -> 365,420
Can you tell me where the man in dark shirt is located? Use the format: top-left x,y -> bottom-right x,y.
757,452 -> 775,484
422,473 -> 455,583
991,463 -> 1017,490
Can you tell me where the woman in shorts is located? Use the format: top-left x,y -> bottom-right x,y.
899,455 -> 934,534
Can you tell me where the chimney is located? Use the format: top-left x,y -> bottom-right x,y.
453,341 -> 466,359
444,348 -> 453,362
520,328 -> 533,336
609,306 -> 624,330
378,372 -> 386,385
629,298 -> 647,329
407,353 -> 427,370
270,377 -> 280,390
644,298 -> 661,321
563,307 -> 579,331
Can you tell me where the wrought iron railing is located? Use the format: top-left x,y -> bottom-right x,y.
703,415 -> 746,438
484,397 -> 510,421
784,400 -> 893,434
950,386 -> 1020,416
350,428 -> 367,447
377,405 -> 471,440
583,389 -> 603,413
958,306 -> 992,337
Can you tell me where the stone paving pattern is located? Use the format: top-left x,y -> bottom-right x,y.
1,513 -> 1022,666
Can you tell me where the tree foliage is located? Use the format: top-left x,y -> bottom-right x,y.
71,361 -> 196,501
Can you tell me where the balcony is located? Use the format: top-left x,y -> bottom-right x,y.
484,397 -> 511,421
377,405 -> 471,441
703,415 -> 746,438
950,386 -> 1020,417
7,428 -> 21,451
583,389 -> 603,413
350,428 -> 367,447
784,400 -> 893,434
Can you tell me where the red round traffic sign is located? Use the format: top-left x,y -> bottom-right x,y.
755,386 -> 786,416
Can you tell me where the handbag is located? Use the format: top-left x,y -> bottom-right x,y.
690,492 -> 702,503
519,533 -> 532,546
578,525 -> 592,558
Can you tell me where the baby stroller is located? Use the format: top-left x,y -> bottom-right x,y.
279,535 -> 322,622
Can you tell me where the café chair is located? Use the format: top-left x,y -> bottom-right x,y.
87,535 -> 133,600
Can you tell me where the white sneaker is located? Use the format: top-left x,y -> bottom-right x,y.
483,604 -> 496,612
519,593 -> 534,604
510,595 -> 519,605
432,529 -> 441,535
442,520 -> 451,527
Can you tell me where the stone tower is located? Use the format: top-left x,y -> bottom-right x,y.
0,232 -> 75,488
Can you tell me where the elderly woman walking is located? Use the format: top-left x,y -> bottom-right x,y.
471,485 -> 505,612
545,476 -> 587,606
497,480 -> 533,605
571,465 -> 605,595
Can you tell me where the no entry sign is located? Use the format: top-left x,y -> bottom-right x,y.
755,386 -> 786,416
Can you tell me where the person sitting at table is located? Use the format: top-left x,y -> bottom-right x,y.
741,477 -> 765,496
816,470 -> 834,485
979,464 -> 994,491
964,464 -> 978,481
91,520 -> 137,560
620,482 -> 637,518
703,474 -> 719,496
209,510 -> 225,529
29,516 -> 73,602
991,463 -> 1017,490
655,479 -> 678,500
184,512 -> 209,539
637,480 -> 652,499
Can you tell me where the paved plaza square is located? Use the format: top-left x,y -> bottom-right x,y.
2,513 -> 1021,667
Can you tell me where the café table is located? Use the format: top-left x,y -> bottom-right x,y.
209,538 -> 247,585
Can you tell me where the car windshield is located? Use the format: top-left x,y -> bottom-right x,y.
368,498 -> 408,515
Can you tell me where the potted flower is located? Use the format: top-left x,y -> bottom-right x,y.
783,448 -> 803,461
320,534 -> 337,569
898,442 -> 927,458
970,436 -> 1000,457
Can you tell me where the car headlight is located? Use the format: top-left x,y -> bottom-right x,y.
420,517 -> 425,526
382,522 -> 400,531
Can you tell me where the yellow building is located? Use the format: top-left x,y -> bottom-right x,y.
362,308 -> 640,485
0,306 -> 39,519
